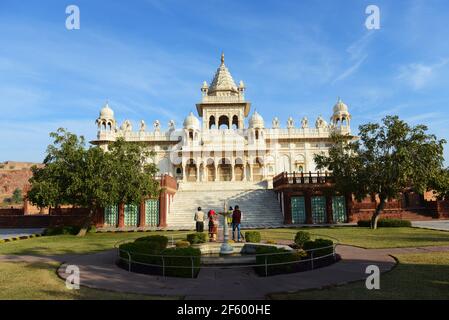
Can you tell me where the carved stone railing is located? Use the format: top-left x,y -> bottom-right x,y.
201,95 -> 245,103
273,171 -> 334,188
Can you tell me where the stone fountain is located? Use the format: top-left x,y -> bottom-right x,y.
219,200 -> 234,255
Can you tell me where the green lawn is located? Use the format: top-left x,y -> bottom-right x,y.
257,227 -> 449,248
269,251 -> 449,300
0,230 -> 192,256
0,260 -> 180,300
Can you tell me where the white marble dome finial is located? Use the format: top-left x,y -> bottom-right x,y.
183,112 -> 200,129
99,102 -> 114,119
249,111 -> 264,129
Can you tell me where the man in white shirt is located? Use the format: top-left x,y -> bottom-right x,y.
194,207 -> 205,232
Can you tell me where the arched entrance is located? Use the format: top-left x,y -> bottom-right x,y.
186,159 -> 197,182
218,158 -> 232,181
234,158 -> 244,181
206,159 -> 215,182
253,158 -> 263,182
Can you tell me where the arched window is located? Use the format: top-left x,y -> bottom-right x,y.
209,116 -> 216,129
218,115 -> 229,129
232,115 -> 239,129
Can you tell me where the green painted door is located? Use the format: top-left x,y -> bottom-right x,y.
145,199 -> 159,227
104,205 -> 118,227
311,196 -> 326,224
332,196 -> 347,223
124,204 -> 139,227
291,196 -> 306,224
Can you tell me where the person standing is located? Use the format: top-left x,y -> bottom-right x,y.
227,206 -> 233,227
208,209 -> 218,242
232,205 -> 242,242
194,207 -> 205,232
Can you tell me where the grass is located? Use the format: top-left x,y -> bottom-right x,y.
0,260 -> 180,300
0,230 -> 193,256
269,251 -> 449,300
256,227 -> 449,248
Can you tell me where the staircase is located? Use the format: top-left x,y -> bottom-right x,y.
166,181 -> 284,230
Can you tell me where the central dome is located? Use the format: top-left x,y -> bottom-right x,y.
207,53 -> 238,95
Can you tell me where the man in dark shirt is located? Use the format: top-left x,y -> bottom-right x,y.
232,205 -> 242,242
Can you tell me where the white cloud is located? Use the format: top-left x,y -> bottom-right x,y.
332,32 -> 374,84
397,58 -> 449,90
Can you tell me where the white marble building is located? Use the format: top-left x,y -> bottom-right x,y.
92,53 -> 352,185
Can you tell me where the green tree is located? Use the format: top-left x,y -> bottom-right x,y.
427,167 -> 449,200
12,188 -> 23,204
28,128 -> 159,236
314,116 -> 446,229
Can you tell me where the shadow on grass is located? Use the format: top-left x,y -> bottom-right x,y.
268,257 -> 449,300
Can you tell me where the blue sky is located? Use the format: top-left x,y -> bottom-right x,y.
1,0 -> 449,162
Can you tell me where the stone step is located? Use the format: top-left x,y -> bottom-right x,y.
167,186 -> 284,228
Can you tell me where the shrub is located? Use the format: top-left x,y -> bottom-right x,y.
303,238 -> 334,257
254,246 -> 305,276
161,247 -> 201,278
186,232 -> 207,244
134,235 -> 168,250
119,242 -> 201,278
44,226 -> 80,236
294,231 -> 311,248
175,240 -> 191,248
87,225 -> 97,233
357,218 -> 412,228
245,231 -> 261,243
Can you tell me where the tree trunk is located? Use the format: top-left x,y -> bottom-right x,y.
77,207 -> 95,237
371,197 -> 386,230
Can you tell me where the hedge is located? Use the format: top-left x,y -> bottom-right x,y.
357,218 -> 412,228
118,242 -> 201,278
245,231 -> 261,243
254,246 -> 306,276
44,226 -> 81,236
134,235 -> 168,250
175,240 -> 191,248
294,231 -> 311,248
186,232 -> 207,244
303,238 -> 334,257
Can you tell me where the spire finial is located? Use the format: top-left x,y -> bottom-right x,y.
221,52 -> 225,65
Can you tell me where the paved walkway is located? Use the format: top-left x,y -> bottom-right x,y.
0,228 -> 45,240
412,220 -> 449,231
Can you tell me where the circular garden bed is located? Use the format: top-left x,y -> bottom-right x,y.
116,231 -> 340,278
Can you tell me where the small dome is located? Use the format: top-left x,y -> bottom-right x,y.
333,98 -> 349,113
249,111 -> 264,128
99,103 -> 114,119
183,112 -> 200,129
